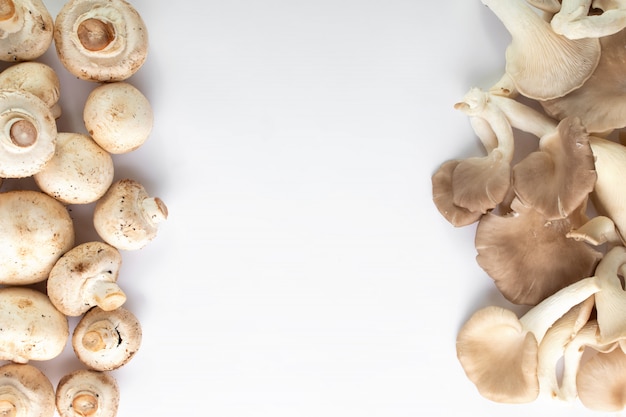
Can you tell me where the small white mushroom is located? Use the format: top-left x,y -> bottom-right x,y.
83,82 -> 153,154
0,190 -> 74,285
56,369 -> 119,417
94,178 -> 168,250
54,0 -> 148,82
33,132 -> 114,204
0,287 -> 69,363
0,362 -> 55,417
47,241 -> 126,317
0,62 -> 61,118
0,0 -> 53,62
0,88 -> 57,178
72,306 -> 141,371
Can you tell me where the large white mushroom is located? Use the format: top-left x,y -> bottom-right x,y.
0,62 -> 61,118
0,0 -> 53,62
0,362 -> 55,417
56,369 -> 119,417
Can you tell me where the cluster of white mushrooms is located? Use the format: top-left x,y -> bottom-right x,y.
433,0 -> 626,412
0,0 -> 167,416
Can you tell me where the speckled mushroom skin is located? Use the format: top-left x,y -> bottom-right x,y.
56,369 -> 120,417
0,0 -> 54,62
0,190 -> 74,285
0,363 -> 56,417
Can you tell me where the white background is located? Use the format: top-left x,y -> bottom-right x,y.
9,0 -> 617,416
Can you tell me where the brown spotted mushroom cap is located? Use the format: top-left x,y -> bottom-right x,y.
0,0 -> 53,62
56,369 -> 119,417
0,362 -> 55,417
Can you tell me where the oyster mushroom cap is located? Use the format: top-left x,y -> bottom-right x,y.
0,0 -> 53,62
0,62 -> 61,118
0,287 -> 69,363
93,178 -> 168,250
0,88 -> 57,178
83,81 -> 153,154
54,0 -> 148,82
0,363 -> 55,417
577,348 -> 626,411
72,306 -> 141,371
33,132 -> 114,205
431,159 -> 483,227
47,241 -> 125,317
56,369 -> 119,417
0,190 -> 74,285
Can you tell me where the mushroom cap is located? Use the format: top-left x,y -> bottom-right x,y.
93,178 -> 168,250
0,0 -> 53,62
0,88 -> 57,178
456,305 -> 539,403
577,349 -> 626,411
33,132 -> 114,204
54,0 -> 148,82
0,363 -> 55,417
512,116 -> 597,220
431,159 -> 483,227
72,306 -> 142,371
0,287 -> 69,363
47,241 -> 125,317
540,29 -> 626,135
0,190 -> 74,285
56,369 -> 119,417
83,81 -> 153,154
0,61 -> 60,113
475,198 -> 602,305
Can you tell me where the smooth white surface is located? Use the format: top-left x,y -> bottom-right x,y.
7,1 -> 615,416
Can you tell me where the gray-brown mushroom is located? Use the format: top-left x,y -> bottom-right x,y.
56,369 -> 119,417
0,363 -> 55,417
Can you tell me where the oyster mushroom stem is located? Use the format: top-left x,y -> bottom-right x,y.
551,0 -> 626,39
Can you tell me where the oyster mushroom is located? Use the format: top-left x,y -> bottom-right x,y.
482,0 -> 601,100
456,276 -> 601,403
56,369 -> 119,417
0,363 -> 55,417
33,132 -> 114,205
72,306 -> 141,371
576,348 -> 626,411
0,190 -> 74,285
54,0 -> 149,82
47,241 -> 126,317
83,81 -> 153,154
0,0 -> 53,62
0,62 -> 61,118
93,178 -> 168,250
0,287 -> 69,363
551,0 -> 626,39
0,88 -> 57,178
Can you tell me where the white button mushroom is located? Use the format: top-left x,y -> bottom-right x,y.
0,61 -> 61,119
0,190 -> 74,285
56,369 -> 119,417
54,0 -> 148,82
72,306 -> 141,371
0,287 -> 69,363
93,179 -> 168,250
0,362 -> 55,417
83,82 -> 153,154
0,88 -> 57,178
47,241 -> 126,317
0,0 -> 53,62
33,132 -> 114,204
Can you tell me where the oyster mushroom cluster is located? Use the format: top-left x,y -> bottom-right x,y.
433,0 -> 626,411
0,0 -> 167,417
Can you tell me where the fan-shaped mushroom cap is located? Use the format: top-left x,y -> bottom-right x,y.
33,132 -> 114,204
47,241 -> 125,317
0,62 -> 61,118
0,89 -> 57,178
0,190 -> 74,285
0,287 -> 69,363
512,116 -> 597,220
93,179 -> 168,250
0,363 -> 55,417
83,81 -> 153,154
541,29 -> 626,135
475,198 -> 602,305
482,0 -> 601,100
431,159 -> 483,227
56,369 -> 119,417
0,0 -> 53,62
577,348 -> 626,411
72,306 -> 141,371
54,0 -> 148,82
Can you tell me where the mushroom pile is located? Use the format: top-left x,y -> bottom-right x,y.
433,0 -> 626,411
0,0 -> 167,416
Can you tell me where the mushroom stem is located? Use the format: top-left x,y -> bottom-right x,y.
83,278 -> 126,312
0,399 -> 16,417
489,94 -> 558,139
81,320 -> 119,352
518,277 -> 601,343
72,391 -> 99,417
566,216 -> 625,246
0,0 -> 22,37
552,0 -> 626,39
141,197 -> 168,225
